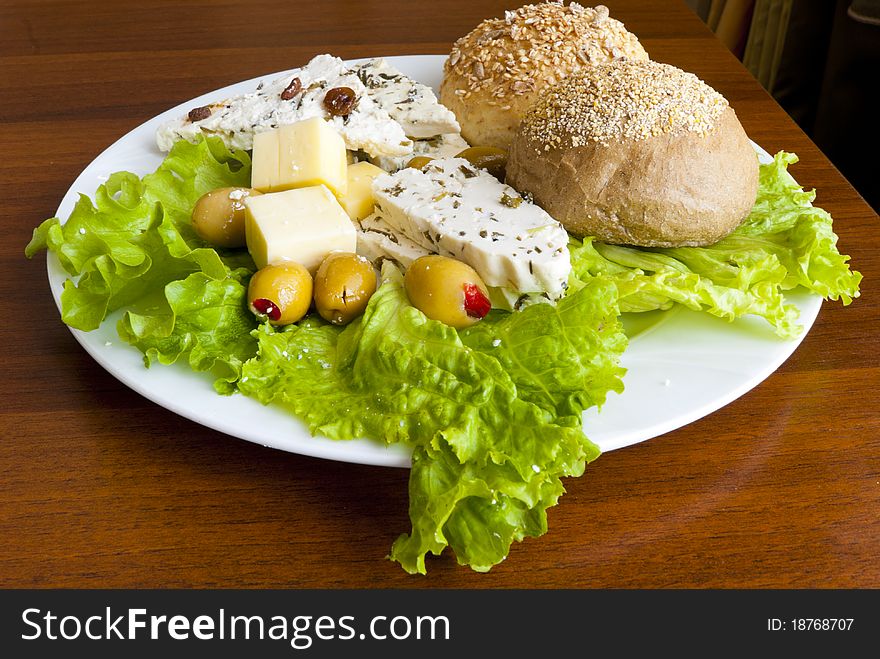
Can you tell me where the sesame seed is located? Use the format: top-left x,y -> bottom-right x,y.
444,2 -> 648,103
520,60 -> 728,149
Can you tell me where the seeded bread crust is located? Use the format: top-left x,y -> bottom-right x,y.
440,2 -> 648,149
506,63 -> 759,247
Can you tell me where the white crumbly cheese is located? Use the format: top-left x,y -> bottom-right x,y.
356,212 -> 550,310
352,58 -> 460,139
156,54 -> 413,158
369,133 -> 469,172
370,158 -> 571,298
357,211 -> 432,266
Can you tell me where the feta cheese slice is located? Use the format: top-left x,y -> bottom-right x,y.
244,185 -> 356,272
371,158 -> 571,298
156,54 -> 413,158
369,133 -> 469,173
357,211 -> 431,267
352,58 -> 460,139
357,212 -> 552,311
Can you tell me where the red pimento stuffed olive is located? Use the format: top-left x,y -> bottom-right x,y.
247,262 -> 313,326
404,255 -> 492,329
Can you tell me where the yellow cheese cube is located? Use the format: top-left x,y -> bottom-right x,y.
277,117 -> 347,196
251,130 -> 280,192
340,161 -> 386,221
250,118 -> 348,196
244,185 -> 356,272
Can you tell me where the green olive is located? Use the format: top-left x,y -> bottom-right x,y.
406,156 -> 434,170
314,252 -> 378,325
248,262 -> 313,326
191,187 -> 262,248
404,255 -> 492,329
455,146 -> 507,180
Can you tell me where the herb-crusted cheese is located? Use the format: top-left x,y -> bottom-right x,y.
371,158 -> 571,298
357,212 -> 555,311
156,54 -> 413,158
353,58 -> 460,139
357,212 -> 432,267
369,133 -> 469,172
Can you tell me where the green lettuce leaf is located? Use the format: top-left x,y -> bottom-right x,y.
571,238 -> 802,337
394,437 -> 580,573
570,152 -> 861,338
25,137 -> 252,330
117,269 -> 259,393
239,266 -> 624,572
459,281 -> 627,423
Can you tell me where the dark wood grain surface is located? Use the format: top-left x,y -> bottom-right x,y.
2,0 -> 877,588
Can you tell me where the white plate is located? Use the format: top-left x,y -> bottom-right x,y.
46,55 -> 821,467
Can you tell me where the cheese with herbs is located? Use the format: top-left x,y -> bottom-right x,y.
370,158 -> 570,298
156,54 -> 413,158
357,211 -> 431,266
357,212 -> 552,310
352,58 -> 460,139
369,133 -> 469,172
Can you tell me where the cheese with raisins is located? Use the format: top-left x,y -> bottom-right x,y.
156,54 -> 412,158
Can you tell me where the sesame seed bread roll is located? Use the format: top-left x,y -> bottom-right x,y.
440,2 -> 648,149
506,60 -> 760,247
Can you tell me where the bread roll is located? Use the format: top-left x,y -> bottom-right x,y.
506,60 -> 760,247
440,2 -> 648,149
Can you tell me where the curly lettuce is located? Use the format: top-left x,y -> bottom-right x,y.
117,269 -> 259,393
238,266 -> 626,572
570,152 -> 862,338
25,138 -> 252,331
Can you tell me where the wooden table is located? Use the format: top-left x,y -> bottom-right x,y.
1,0 -> 877,588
